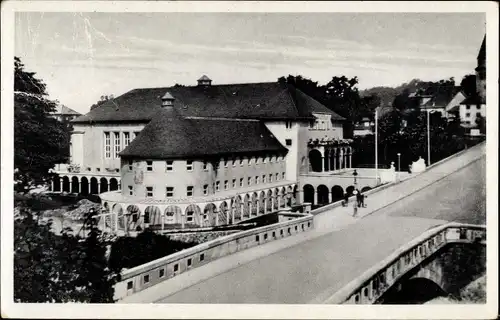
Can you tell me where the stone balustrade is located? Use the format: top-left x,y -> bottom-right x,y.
114,213 -> 314,301
322,222 -> 486,304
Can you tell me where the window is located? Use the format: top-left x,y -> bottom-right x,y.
256,157 -> 260,164
124,132 -> 130,148
203,184 -> 208,195
248,157 -> 253,165
240,158 -> 244,166
186,212 -> 194,223
255,176 -> 259,184
146,186 -> 153,198
146,161 -> 153,171
104,132 -> 111,159
269,174 -> 273,182
224,180 -> 229,190
174,264 -> 179,272
285,139 -> 292,146
233,158 -> 237,167
200,253 -> 205,261
224,158 -> 228,167
476,112 -> 482,117
187,186 -> 194,197
127,281 -> 133,290
166,187 -> 174,198
203,161 -> 208,171
232,179 -> 236,188
239,178 -> 244,187
186,160 -> 193,171
128,160 -> 133,171
263,175 -> 266,183
466,105 -> 471,110
187,258 -> 192,266
144,274 -> 150,284
114,132 -> 121,158
247,177 -> 252,186
263,156 -> 267,164
275,173 -> 279,181
159,269 -> 165,278
282,172 -> 286,180
166,160 -> 173,171
285,121 -> 293,129
466,112 -> 471,118
128,185 -> 133,196
133,131 -> 141,139
216,181 -> 220,191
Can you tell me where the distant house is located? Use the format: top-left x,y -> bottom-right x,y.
408,86 -> 460,118
445,91 -> 467,119
51,105 -> 81,122
353,116 -> 374,136
458,95 -> 486,129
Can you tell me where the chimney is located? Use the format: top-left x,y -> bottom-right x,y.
197,75 -> 212,87
161,91 -> 175,108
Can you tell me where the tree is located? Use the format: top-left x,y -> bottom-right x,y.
14,57 -> 70,190
90,94 -> 114,110
460,74 -> 477,97
14,198 -> 120,302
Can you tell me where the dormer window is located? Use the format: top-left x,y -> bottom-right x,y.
161,92 -> 175,107
197,75 -> 212,86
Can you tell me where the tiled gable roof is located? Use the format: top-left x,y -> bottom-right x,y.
53,105 -> 81,116
72,82 -> 343,123
421,86 -> 461,107
119,108 -> 288,160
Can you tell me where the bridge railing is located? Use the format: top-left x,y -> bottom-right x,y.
322,222 -> 486,305
114,213 -> 314,301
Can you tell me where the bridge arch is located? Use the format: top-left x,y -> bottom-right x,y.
380,277 -> 446,304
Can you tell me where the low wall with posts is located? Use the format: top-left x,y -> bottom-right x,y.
321,222 -> 486,304
114,212 -> 314,301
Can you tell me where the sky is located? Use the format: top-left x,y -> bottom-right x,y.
15,12 -> 485,114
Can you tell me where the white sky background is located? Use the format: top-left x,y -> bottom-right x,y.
15,12 -> 485,114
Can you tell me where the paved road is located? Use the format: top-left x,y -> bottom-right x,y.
156,154 -> 485,304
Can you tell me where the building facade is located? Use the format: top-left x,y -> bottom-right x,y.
54,76 -> 359,232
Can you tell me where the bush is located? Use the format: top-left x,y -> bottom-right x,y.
109,229 -> 198,270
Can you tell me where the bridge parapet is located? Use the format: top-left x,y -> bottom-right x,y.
114,213 -> 314,301
322,223 -> 486,304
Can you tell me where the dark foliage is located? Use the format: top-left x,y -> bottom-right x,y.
460,74 -> 478,97
14,57 -> 71,190
108,229 -> 198,270
14,198 -> 120,302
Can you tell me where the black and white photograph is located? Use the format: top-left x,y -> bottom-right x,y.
1,1 -> 498,319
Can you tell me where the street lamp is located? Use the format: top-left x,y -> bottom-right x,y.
353,169 -> 358,188
397,153 -> 401,182
427,109 -> 431,166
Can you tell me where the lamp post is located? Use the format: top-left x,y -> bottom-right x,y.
427,109 -> 431,166
353,169 -> 358,188
397,153 -> 401,182
375,109 -> 379,186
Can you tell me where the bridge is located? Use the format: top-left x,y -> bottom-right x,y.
117,143 -> 486,304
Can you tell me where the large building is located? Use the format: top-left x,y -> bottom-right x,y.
53,76 -> 359,232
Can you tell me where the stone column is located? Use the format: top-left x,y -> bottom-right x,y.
349,153 -> 352,169
97,182 -> 101,194
333,150 -> 337,171
161,212 -> 165,231
321,157 -> 325,172
181,213 -> 185,229
60,179 -> 63,192
214,209 -> 219,226
231,205 -> 235,224
115,212 -> 119,233
51,180 -> 54,192
314,190 -> 318,206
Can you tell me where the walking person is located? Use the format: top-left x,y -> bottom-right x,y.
356,189 -> 362,208
342,192 -> 349,207
352,189 -> 359,217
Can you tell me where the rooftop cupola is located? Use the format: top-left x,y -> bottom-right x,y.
161,91 -> 175,108
197,75 -> 212,86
